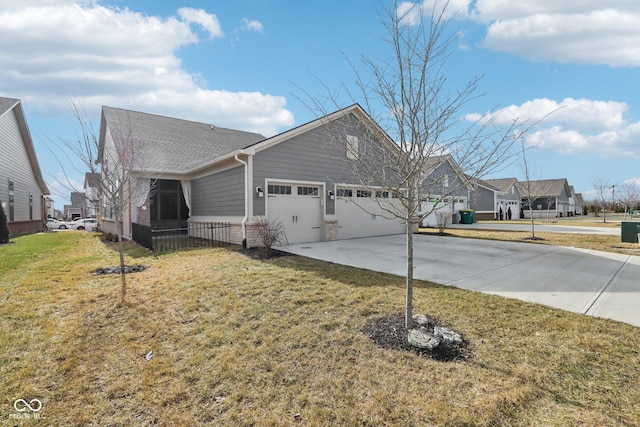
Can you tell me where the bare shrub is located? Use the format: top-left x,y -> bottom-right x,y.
254,217 -> 288,256
436,211 -> 450,235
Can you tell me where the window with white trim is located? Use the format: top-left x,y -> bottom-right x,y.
268,185 -> 292,195
297,186 -> 319,196
346,135 -> 359,160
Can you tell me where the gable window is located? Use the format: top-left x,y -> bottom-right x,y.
346,135 -> 359,160
337,189 -> 352,198
268,185 -> 292,195
297,186 -> 319,196
443,174 -> 449,188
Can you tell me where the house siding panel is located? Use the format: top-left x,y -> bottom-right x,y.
252,114 -> 371,216
471,187 -> 495,211
0,107 -> 44,225
191,165 -> 244,216
421,161 -> 468,199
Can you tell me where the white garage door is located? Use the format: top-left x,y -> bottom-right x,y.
267,182 -> 323,244
336,188 -> 406,239
420,197 -> 466,227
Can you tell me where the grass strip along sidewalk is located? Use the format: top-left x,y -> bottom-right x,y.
1,232 -> 639,425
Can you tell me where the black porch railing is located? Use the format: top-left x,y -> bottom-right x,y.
131,222 -> 231,252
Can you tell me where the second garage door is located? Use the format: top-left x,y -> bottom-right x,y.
267,182 -> 323,244
336,188 -> 406,239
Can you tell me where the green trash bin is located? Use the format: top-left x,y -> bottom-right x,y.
459,210 -> 475,224
621,222 -> 640,243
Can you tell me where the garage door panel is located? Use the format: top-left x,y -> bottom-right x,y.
337,190 -> 405,239
267,183 -> 323,244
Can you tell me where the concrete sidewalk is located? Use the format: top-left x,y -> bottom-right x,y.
284,234 -> 640,327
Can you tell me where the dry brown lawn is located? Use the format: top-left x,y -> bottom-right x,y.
1,232 -> 639,426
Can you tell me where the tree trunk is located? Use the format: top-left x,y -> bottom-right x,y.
529,207 -> 535,239
117,220 -> 127,305
405,220 -> 414,330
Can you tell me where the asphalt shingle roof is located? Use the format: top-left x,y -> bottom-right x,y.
484,177 -> 517,193
523,178 -> 569,197
102,106 -> 266,174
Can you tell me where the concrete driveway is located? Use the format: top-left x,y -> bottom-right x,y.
284,234 -> 640,327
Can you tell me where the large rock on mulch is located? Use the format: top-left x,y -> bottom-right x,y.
407,327 -> 441,350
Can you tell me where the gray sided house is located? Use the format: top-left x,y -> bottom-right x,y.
520,178 -> 572,219
468,178 -> 501,221
98,104 -> 406,246
0,97 -> 50,236
484,178 -> 521,220
419,155 -> 471,227
568,185 -> 583,216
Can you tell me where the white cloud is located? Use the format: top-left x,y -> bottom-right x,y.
178,7 -> 223,39
466,98 -> 640,158
0,2 -> 294,136
468,1 -> 640,67
240,18 -> 263,33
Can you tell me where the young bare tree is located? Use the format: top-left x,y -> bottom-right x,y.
43,99 -> 101,202
617,181 -> 639,220
518,138 -> 541,239
590,177 -> 612,223
306,1 -> 523,330
97,109 -> 150,305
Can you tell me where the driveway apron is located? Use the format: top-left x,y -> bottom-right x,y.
284,234 -> 640,327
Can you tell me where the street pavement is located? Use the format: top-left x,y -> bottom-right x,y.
448,221 -> 620,235
283,233 -> 640,327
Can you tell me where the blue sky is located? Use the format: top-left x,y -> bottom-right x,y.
2,0 -> 639,208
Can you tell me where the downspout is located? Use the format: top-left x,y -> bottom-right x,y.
234,153 -> 249,249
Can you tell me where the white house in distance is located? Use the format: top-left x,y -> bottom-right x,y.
419,155 -> 471,227
0,97 -> 50,236
97,104 -> 408,246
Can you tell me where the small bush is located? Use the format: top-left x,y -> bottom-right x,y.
254,217 -> 288,256
0,203 -> 9,244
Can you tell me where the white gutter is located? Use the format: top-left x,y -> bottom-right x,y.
234,152 -> 250,248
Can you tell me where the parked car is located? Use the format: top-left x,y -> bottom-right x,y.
70,218 -> 98,231
46,218 -> 70,230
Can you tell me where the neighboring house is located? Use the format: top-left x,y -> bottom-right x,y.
64,192 -> 86,220
84,172 -> 101,218
419,155 -> 471,227
98,104 -> 407,246
485,177 -> 521,220
468,178 -> 501,220
568,185 -> 583,216
44,196 -> 55,219
0,97 -> 50,236
520,178 -> 572,219
575,192 -> 584,215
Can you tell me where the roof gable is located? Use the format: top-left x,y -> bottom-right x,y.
245,104 -> 398,156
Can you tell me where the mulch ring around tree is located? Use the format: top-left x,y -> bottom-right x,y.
362,313 -> 472,362
92,265 -> 148,275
